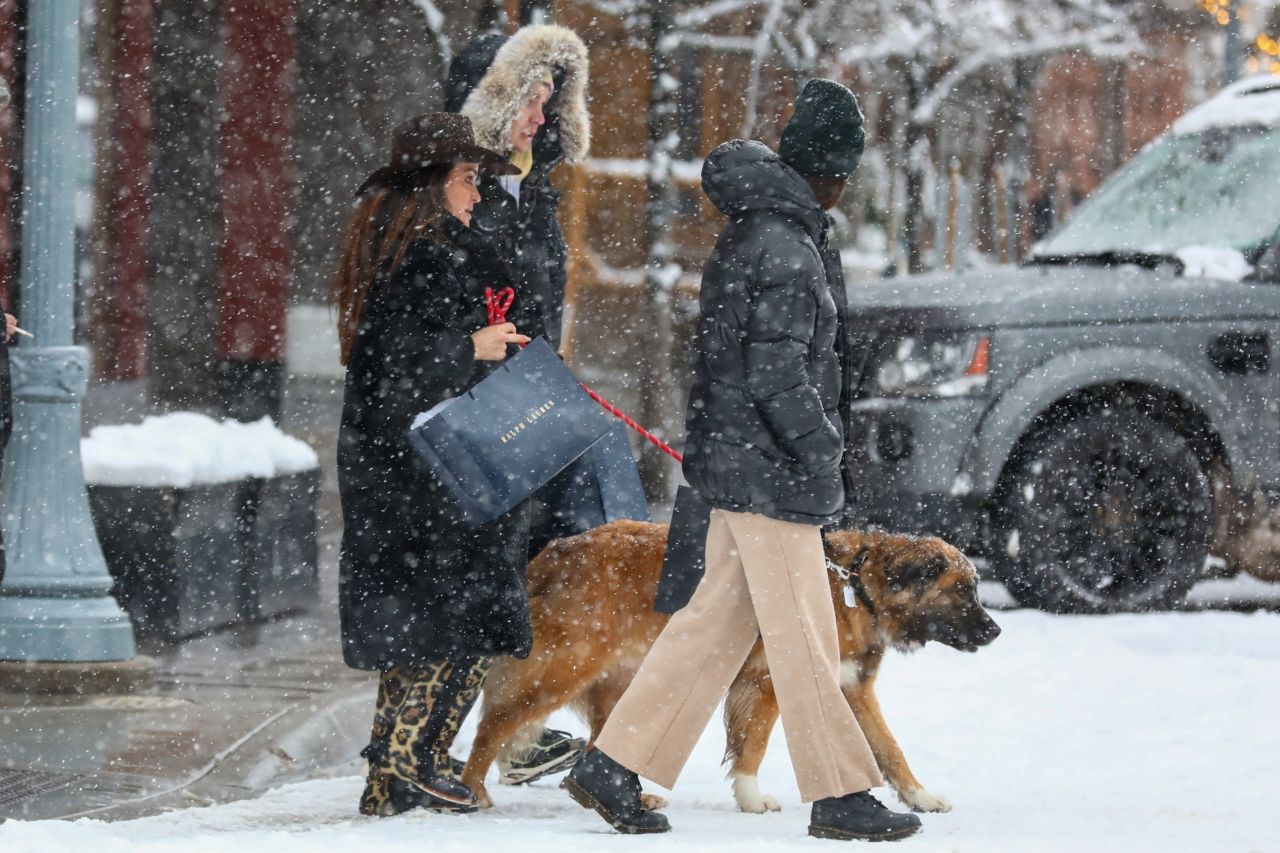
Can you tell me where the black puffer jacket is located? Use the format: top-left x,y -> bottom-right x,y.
683,140 -> 851,526
338,217 -> 543,671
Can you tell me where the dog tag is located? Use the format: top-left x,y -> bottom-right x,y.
843,584 -> 858,609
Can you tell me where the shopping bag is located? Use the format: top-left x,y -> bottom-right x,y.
653,484 -> 712,614
530,423 -> 651,553
407,337 -> 614,526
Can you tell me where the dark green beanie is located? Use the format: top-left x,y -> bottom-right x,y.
778,78 -> 865,177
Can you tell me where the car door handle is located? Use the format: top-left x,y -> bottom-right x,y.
1208,332 -> 1269,375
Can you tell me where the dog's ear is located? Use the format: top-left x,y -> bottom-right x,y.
823,530 -> 863,565
887,553 -> 949,593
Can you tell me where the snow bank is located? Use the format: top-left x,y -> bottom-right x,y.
1175,245 -> 1254,281
4,610 -> 1278,851
82,413 -> 319,489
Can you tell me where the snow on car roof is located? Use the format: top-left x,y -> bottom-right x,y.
1172,75 -> 1280,136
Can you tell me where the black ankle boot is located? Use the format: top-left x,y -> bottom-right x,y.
562,749 -> 670,834
809,790 -> 922,841
403,760 -> 477,808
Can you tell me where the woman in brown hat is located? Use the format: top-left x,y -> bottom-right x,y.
333,112 -> 542,817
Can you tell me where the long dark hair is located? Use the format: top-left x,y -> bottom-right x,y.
332,165 -> 452,365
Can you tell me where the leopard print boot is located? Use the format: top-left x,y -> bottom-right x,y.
376,662 -> 477,809
359,668 -> 433,817
358,666 -> 448,814
430,658 -> 492,779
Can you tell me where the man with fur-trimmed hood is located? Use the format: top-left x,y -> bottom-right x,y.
442,22 -> 591,789
444,24 -> 589,353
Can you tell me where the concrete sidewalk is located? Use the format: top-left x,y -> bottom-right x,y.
0,538 -> 374,823
0,371 -> 371,824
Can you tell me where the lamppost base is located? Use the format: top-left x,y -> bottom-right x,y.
0,595 -> 138,663
0,655 -> 156,696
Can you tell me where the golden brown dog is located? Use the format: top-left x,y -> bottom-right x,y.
462,519 -> 1000,813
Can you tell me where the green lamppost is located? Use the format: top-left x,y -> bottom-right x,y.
0,0 -> 137,663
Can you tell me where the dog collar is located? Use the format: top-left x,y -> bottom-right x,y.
827,550 -> 878,618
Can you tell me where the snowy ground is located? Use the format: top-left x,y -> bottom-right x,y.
4,608 -> 1279,852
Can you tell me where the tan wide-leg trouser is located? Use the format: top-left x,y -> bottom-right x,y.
594,508 -> 883,803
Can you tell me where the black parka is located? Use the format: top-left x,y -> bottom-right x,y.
682,140 -> 852,527
470,145 -> 568,350
337,217 -> 543,671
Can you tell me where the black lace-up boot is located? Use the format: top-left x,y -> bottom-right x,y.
562,749 -> 670,834
809,790 -> 922,841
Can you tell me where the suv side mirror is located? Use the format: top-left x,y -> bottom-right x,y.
1256,243 -> 1280,282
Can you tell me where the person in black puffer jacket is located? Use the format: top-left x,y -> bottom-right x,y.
565,81 -> 921,844
683,137 -> 848,524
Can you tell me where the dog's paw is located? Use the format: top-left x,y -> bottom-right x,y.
900,787 -> 951,813
732,775 -> 782,814
473,787 -> 495,810
639,792 -> 669,811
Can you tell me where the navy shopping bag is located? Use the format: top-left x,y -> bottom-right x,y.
653,485 -> 712,614
531,422 -> 651,552
407,337 -> 615,526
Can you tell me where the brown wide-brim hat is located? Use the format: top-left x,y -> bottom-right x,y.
357,112 -> 518,196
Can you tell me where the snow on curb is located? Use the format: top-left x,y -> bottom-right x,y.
82,413 -> 319,489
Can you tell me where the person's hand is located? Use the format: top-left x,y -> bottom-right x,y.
4,313 -> 15,342
471,323 -> 530,361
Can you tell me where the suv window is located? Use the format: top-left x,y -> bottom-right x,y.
1037,125 -> 1280,258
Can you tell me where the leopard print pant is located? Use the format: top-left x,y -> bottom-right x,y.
358,658 -> 491,816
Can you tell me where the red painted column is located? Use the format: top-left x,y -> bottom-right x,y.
94,0 -> 153,380
217,0 -> 295,417
0,0 -> 16,313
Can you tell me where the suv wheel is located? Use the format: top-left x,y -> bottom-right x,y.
994,406 -> 1213,613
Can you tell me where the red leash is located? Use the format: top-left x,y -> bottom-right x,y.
485,287 -> 684,464
578,383 -> 684,463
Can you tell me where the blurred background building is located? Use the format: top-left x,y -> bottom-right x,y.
0,0 -> 1276,497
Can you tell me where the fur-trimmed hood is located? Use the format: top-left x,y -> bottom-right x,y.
450,25 -> 590,163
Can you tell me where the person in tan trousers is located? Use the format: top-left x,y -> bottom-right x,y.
562,80 -> 922,842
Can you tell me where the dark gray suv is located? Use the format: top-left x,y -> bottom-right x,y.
843,76 -> 1280,612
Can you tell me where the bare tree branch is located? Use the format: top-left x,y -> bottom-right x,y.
740,0 -> 786,136
407,0 -> 452,65
676,0 -> 769,28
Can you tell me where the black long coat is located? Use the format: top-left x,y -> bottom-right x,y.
337,218 -> 544,671
682,140 -> 852,527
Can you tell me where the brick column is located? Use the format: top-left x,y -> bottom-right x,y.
93,0 -> 153,380
217,0 -> 295,422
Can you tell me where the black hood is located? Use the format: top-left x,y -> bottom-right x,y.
443,32 -> 508,113
701,140 -> 826,241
